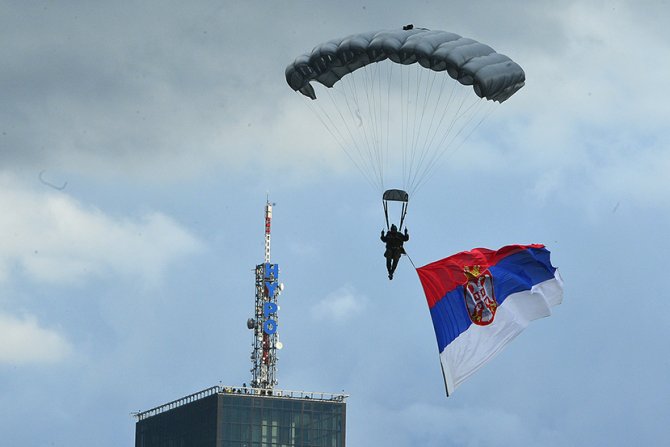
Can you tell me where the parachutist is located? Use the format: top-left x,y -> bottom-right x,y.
381,224 -> 409,280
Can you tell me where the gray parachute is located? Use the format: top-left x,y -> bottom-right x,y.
285,27 -> 525,103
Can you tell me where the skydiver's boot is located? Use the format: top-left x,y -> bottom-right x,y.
388,257 -> 399,280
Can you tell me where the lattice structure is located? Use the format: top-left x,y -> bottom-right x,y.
248,200 -> 282,389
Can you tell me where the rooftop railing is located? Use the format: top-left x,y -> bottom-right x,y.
134,385 -> 349,420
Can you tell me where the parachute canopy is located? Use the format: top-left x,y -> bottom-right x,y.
286,26 -> 525,198
286,27 -> 525,103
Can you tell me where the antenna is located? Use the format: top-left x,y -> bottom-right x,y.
248,198 -> 283,389
264,195 -> 272,264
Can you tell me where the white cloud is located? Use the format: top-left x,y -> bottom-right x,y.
474,2 -> 670,210
0,174 -> 203,285
311,285 -> 367,322
0,313 -> 72,365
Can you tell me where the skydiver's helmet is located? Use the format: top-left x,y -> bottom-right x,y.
391,224 -> 398,232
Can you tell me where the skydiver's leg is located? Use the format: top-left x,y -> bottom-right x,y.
389,255 -> 400,278
386,256 -> 393,279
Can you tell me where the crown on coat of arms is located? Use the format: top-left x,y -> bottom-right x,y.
464,265 -> 483,279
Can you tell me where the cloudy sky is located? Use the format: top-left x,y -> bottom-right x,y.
2,0 -> 669,445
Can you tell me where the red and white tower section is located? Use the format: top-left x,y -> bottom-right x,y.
247,199 -> 284,390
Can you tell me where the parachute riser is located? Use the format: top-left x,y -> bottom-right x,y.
383,200 -> 392,230
399,201 -> 408,231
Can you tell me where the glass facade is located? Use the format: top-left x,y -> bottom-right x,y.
136,393 -> 218,447
219,394 -> 345,447
135,391 -> 346,447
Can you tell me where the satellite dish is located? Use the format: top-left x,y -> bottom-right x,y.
279,283 -> 285,291
276,341 -> 284,350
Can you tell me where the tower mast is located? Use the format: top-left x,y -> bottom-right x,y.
248,198 -> 282,389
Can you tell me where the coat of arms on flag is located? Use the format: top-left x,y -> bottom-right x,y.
463,265 -> 497,326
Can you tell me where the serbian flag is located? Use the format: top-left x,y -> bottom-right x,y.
416,244 -> 563,396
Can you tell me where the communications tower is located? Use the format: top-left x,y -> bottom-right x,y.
134,199 -> 347,447
247,199 -> 283,389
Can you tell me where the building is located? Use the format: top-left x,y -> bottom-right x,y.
134,201 -> 348,446
135,386 -> 347,447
